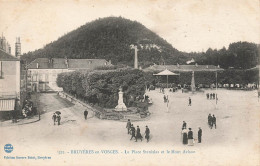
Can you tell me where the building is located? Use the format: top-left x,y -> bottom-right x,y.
143,63 -> 223,72
0,49 -> 20,115
26,58 -> 112,92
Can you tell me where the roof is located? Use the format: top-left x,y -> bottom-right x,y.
27,58 -> 110,70
143,64 -> 224,72
27,58 -> 67,69
68,59 -> 110,70
153,69 -> 179,76
0,49 -> 19,61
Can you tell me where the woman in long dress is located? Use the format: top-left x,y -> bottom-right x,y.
182,128 -> 188,145
188,128 -> 194,146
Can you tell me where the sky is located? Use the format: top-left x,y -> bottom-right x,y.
0,0 -> 259,55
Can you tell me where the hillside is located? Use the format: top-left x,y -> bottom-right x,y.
21,17 -> 182,67
21,17 -> 259,69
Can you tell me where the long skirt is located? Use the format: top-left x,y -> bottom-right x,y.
183,134 -> 188,144
188,139 -> 194,146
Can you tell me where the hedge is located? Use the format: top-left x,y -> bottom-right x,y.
57,68 -> 147,108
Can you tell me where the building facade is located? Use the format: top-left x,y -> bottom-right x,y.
0,49 -> 20,114
27,58 -> 112,92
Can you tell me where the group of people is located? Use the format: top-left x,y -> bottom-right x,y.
52,113 -> 61,125
208,114 -> 217,129
22,99 -> 34,118
181,121 -> 202,145
126,119 -> 150,142
206,93 -> 217,100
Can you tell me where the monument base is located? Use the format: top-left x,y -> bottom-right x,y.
115,104 -> 127,111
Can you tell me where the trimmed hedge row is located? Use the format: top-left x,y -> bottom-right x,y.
57,68 -> 146,108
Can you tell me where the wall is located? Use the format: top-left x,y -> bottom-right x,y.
0,61 -> 20,98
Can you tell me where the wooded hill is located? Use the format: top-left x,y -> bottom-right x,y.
21,17 -> 259,69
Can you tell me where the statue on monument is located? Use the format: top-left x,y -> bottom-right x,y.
115,86 -> 127,111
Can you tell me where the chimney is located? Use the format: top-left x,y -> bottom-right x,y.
134,45 -> 138,69
36,63 -> 39,69
15,37 -> 21,58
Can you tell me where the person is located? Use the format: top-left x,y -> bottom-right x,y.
182,127 -> 188,145
212,115 -> 216,129
135,126 -> 143,142
163,95 -> 166,103
210,93 -> 212,100
188,97 -> 191,106
57,114 -> 61,126
198,127 -> 202,143
145,126 -> 150,142
188,128 -> 194,146
213,93 -> 215,99
84,110 -> 88,120
208,114 -> 212,128
130,124 -> 136,140
52,113 -> 57,125
182,121 -> 187,130
206,93 -> 209,100
126,119 -> 131,134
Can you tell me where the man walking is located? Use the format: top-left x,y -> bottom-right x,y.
126,119 -> 131,134
84,110 -> 88,120
135,126 -> 143,142
57,114 -> 61,126
145,126 -> 150,142
52,113 -> 56,125
212,115 -> 217,129
130,124 -> 136,140
188,97 -> 192,106
208,114 -> 212,128
198,127 -> 202,143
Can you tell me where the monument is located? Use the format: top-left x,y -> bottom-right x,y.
115,87 -> 127,111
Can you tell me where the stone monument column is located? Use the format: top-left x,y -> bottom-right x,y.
115,87 -> 127,111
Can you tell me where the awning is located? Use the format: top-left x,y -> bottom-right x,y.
0,99 -> 16,111
153,69 -> 179,76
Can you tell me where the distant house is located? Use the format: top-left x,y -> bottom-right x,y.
26,58 -> 112,92
0,49 -> 20,113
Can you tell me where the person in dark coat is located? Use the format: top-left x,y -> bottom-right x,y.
57,115 -> 61,125
188,97 -> 191,106
182,127 -> 188,145
135,126 -> 143,142
206,93 -> 209,99
145,126 -> 150,142
188,128 -> 194,146
126,119 -> 131,134
213,93 -> 215,99
52,113 -> 56,125
210,93 -> 212,99
208,114 -> 212,128
198,127 -> 202,143
182,121 -> 187,130
84,110 -> 88,120
212,115 -> 216,129
130,124 -> 136,140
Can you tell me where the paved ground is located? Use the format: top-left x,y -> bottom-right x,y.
0,89 -> 259,166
